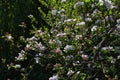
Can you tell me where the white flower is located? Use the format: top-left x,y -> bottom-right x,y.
37,30 -> 41,33
66,55 -> 74,59
36,42 -> 45,51
64,19 -> 73,23
92,4 -> 95,8
36,30 -> 43,35
93,9 -> 98,14
75,35 -> 82,40
16,50 -> 25,60
58,9 -> 65,14
7,35 -> 12,40
95,20 -> 101,24
26,44 -> 30,48
31,36 -> 37,40
34,57 -> 39,63
51,10 -> 58,15
116,24 -> 120,29
85,18 -> 92,22
27,36 -> 37,41
95,78 -> 99,80
49,39 -> 54,44
73,19 -> 77,21
99,0 -> 104,6
92,9 -> 99,17
78,51 -> 84,54
102,46 -> 113,50
60,9 -> 65,12
99,0 -> 115,9
117,19 -> 120,24
81,54 -> 89,60
25,44 -> 30,51
105,16 -> 109,22
49,74 -> 58,80
87,63 -> 91,68
5,33 -> 12,41
94,46 -> 98,49
104,0 -> 114,9
35,53 -> 43,57
76,22 -> 85,26
77,71 -> 80,74
64,45 -> 74,51
91,25 -> 97,31
28,14 -> 33,18
64,19 -> 76,23
61,0 -> 66,3
67,70 -> 74,76
57,33 -> 66,37
76,61 -> 80,64
74,1 -> 84,8
15,64 -> 21,68
105,15 -> 113,23
117,55 -> 120,59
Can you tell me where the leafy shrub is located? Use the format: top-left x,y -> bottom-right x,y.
1,0 -> 120,80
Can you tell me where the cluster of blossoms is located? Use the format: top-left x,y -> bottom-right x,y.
16,0 -> 120,79
5,32 -> 13,41
74,1 -> 84,8
64,45 -> 74,51
116,19 -> 120,29
99,0 -> 116,9
15,50 -> 26,61
49,74 -> 58,80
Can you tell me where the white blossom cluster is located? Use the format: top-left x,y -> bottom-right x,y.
49,74 -> 58,80
15,50 -> 26,61
15,0 -> 120,79
116,19 -> 120,29
64,45 -> 74,51
99,0 -> 116,9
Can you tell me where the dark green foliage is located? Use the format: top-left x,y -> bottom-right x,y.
0,0 -> 51,80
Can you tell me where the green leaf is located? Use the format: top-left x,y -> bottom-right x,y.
109,9 -> 112,15
85,0 -> 90,2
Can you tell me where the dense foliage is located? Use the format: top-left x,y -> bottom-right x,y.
1,0 -> 120,80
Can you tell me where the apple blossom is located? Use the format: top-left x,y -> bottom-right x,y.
81,54 -> 89,60
61,0 -> 66,3
49,74 -> 58,80
74,1 -> 84,8
51,10 -> 58,15
67,70 -> 74,76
